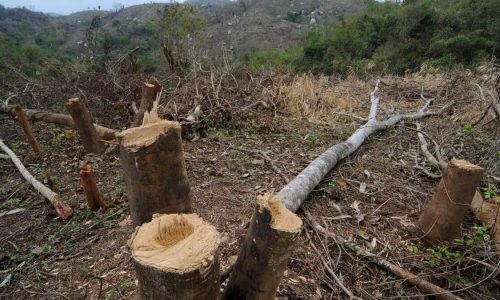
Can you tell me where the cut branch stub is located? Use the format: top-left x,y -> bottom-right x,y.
66,98 -> 105,154
130,214 -> 220,300
418,159 -> 484,242
79,163 -> 108,211
133,77 -> 162,127
118,120 -> 193,226
12,105 -> 42,155
223,194 -> 302,300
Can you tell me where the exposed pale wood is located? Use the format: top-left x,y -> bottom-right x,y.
79,163 -> 108,211
0,103 -> 116,141
66,98 -> 105,154
132,77 -> 162,127
118,120 -> 193,226
418,159 -> 484,242
12,105 -> 42,155
223,194 -> 302,300
305,211 -> 463,300
130,214 -> 220,300
0,139 -> 73,219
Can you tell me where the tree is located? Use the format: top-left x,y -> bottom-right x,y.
158,3 -> 206,72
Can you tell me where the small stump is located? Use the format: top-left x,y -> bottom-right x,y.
130,214 -> 221,300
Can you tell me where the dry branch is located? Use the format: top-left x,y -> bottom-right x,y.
304,211 -> 463,300
66,98 -> 105,154
130,214 -> 220,300
12,105 -> 42,155
0,139 -> 73,219
0,104 -> 116,141
277,80 -> 453,212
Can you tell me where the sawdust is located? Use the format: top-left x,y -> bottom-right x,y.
258,194 -> 302,232
118,120 -> 180,151
130,214 -> 219,272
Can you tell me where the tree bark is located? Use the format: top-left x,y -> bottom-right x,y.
0,139 -> 73,219
118,120 -> 193,226
130,214 -> 220,300
133,77 -> 162,127
0,104 -> 116,141
12,105 -> 42,155
79,163 -> 107,211
417,159 -> 484,242
66,98 -> 105,154
223,194 -> 302,300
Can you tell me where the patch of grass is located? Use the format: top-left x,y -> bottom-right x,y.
105,287 -> 119,300
425,246 -> 460,267
121,278 -> 136,290
454,225 -> 490,247
9,141 -> 20,153
461,122 -> 473,135
482,184 -> 497,200
73,207 -> 94,222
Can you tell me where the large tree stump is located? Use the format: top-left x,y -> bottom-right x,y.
132,77 -> 162,127
118,120 -> 193,226
12,105 -> 42,155
79,163 -> 107,211
417,159 -> 484,242
66,98 -> 105,154
223,194 -> 302,300
130,214 -> 220,300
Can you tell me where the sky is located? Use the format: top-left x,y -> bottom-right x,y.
0,0 -> 185,15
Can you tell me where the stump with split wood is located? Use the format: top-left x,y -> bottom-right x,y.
119,120 -> 193,226
130,214 -> 220,300
133,77 -> 162,127
66,98 -> 105,154
223,194 -> 302,300
418,159 -> 484,242
79,163 -> 107,211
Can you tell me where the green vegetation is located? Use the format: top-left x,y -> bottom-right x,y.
246,0 -> 500,74
482,184 -> 497,200
425,246 -> 460,267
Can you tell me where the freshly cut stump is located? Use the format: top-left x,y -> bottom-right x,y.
131,214 -> 220,300
224,194 -> 302,300
79,163 -> 107,211
119,120 -> 193,226
418,159 -> 484,242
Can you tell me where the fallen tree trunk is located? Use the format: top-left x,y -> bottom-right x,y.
133,77 -> 162,127
0,104 -> 116,141
0,139 -> 73,219
12,105 -> 42,156
67,98 -> 105,154
224,194 -> 302,300
130,214 -> 220,300
118,116 -> 193,226
80,163 -> 108,211
304,211 -> 463,300
278,80 -> 453,212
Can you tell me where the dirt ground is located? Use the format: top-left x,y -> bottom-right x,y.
1,71 -> 499,299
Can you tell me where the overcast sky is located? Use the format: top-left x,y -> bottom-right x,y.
0,1 -> 185,15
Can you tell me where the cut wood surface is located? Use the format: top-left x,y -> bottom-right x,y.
0,139 -> 73,219
12,105 -> 42,155
66,98 -> 105,154
277,80 -> 452,212
119,119 -> 193,226
0,103 -> 116,141
471,191 -> 500,245
224,194 -> 302,300
130,214 -> 220,300
79,163 -> 107,211
133,77 -> 162,127
417,159 -> 484,242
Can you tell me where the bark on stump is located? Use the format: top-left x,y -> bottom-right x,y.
132,77 -> 162,128
417,159 -> 484,242
12,105 -> 42,155
79,163 -> 107,211
223,194 -> 302,300
118,120 -> 193,226
66,98 -> 105,154
130,214 -> 220,300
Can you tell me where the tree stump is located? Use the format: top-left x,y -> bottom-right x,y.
79,163 -> 107,211
118,120 -> 193,226
130,214 -> 220,300
223,194 -> 302,300
417,159 -> 484,242
133,77 -> 162,127
66,98 -> 105,154
12,105 -> 42,155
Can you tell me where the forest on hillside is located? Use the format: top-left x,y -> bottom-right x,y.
0,0 -> 499,299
